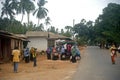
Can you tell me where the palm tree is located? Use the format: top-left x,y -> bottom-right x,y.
17,0 -> 35,25
25,0 -> 35,26
33,0 -> 48,25
36,23 -> 44,31
17,0 -> 26,23
60,29 -> 64,35
65,26 -> 72,32
1,0 -> 15,19
49,26 -> 56,33
45,17 -> 51,31
10,0 -> 18,10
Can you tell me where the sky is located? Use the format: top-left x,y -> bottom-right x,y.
0,0 -> 120,31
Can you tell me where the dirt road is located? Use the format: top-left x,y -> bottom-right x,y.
0,55 -> 79,80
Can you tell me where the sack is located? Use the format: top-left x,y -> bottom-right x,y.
62,55 -> 65,58
54,53 -> 58,56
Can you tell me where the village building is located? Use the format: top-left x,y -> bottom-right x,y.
0,30 -> 27,63
26,31 -> 70,52
0,30 -> 71,63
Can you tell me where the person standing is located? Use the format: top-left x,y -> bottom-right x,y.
30,47 -> 34,61
32,48 -> 37,67
24,47 -> 30,63
46,47 -> 52,59
70,45 -> 77,63
110,44 -> 117,64
66,44 -> 72,59
52,46 -> 59,60
76,46 -> 81,60
12,47 -> 20,73
60,46 -> 65,60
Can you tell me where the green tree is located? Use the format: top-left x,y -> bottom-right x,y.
27,21 -> 36,31
55,28 -> 59,34
35,23 -> 44,31
64,26 -> 73,37
60,29 -> 64,35
73,19 -> 90,45
86,21 -> 95,45
6,19 -> 27,34
45,17 -> 51,31
25,0 -> 35,26
49,26 -> 56,33
17,0 -> 27,23
1,0 -> 15,19
65,26 -> 72,32
94,3 -> 120,44
33,0 -> 48,25
0,18 -> 10,30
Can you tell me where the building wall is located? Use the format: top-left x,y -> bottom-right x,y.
27,37 -> 47,51
0,37 -> 11,61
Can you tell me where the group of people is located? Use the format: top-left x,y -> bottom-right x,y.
46,43 -> 81,63
11,47 -> 37,73
11,43 -> 81,73
23,47 -> 37,67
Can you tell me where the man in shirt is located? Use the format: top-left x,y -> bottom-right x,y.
12,47 -> 20,73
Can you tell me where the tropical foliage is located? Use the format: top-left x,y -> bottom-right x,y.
33,0 -> 48,25
94,3 -> 120,45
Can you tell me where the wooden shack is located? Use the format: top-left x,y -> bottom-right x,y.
0,30 -> 25,62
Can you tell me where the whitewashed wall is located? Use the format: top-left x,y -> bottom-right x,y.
27,37 -> 47,51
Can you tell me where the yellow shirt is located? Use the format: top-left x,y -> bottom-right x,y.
12,49 -> 20,62
33,53 -> 36,58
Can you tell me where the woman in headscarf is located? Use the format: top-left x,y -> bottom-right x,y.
110,44 -> 117,64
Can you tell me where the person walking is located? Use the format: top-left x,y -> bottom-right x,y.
32,48 -> 37,67
12,47 -> 20,73
110,44 -> 117,64
30,47 -> 34,61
